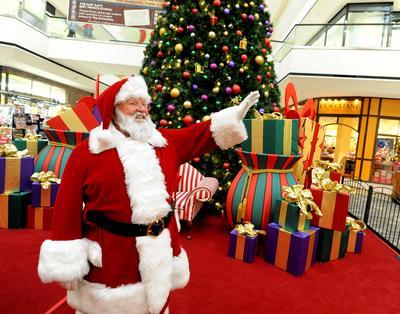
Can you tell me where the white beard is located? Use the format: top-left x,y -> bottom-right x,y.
114,108 -> 156,143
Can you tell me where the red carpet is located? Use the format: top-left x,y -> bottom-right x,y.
0,214 -> 399,314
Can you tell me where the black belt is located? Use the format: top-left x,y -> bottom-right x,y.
86,210 -> 174,237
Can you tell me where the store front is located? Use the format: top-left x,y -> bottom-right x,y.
316,97 -> 400,185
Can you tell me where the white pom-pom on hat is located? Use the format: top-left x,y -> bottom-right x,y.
114,75 -> 151,105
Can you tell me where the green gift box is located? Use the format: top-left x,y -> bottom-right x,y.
13,138 -> 48,157
0,192 -> 31,229
316,225 -> 350,262
273,199 -> 311,233
242,119 -> 299,155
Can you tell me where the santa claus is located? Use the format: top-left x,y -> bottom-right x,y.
38,75 -> 259,314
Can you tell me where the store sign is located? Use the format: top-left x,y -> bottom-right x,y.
68,0 -> 163,28
318,99 -> 362,115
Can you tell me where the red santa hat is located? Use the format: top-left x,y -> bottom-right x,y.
97,75 -> 151,129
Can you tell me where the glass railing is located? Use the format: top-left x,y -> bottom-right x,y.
274,23 -> 400,61
15,8 -> 151,45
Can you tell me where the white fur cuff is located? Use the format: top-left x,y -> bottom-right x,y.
171,249 -> 190,290
210,106 -> 248,150
38,238 -> 102,283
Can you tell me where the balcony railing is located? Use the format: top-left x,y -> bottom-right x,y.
274,23 -> 400,61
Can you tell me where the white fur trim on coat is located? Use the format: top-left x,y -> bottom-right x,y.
115,75 -> 151,105
171,249 -> 190,290
38,238 -> 102,283
210,106 -> 248,150
89,123 -> 167,154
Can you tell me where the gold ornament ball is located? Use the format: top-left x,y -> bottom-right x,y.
219,63 -> 225,67
183,100 -> 192,109
184,60 -> 190,65
174,43 -> 183,54
239,68 -> 244,73
202,115 -> 211,122
212,87 -> 220,94
264,91 -> 269,97
223,31 -> 228,36
250,1 -> 255,7
143,67 -> 149,75
244,3 -> 248,7
159,27 -> 166,36
255,55 -> 264,65
255,13 -> 259,20
170,88 -> 180,98
179,17 -> 184,22
208,31 -> 216,39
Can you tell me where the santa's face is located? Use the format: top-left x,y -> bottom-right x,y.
114,98 -> 155,142
117,97 -> 149,122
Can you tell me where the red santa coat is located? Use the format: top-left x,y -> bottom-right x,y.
38,106 -> 247,314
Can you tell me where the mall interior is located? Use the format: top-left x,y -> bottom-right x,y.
1,0 -> 400,187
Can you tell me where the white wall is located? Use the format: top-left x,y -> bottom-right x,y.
0,0 -> 20,16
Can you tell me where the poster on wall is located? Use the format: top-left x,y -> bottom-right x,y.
68,0 -> 163,28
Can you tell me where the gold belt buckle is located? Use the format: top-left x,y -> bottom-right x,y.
147,219 -> 165,237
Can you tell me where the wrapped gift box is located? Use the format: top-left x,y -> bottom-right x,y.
264,223 -> 319,276
273,199 -> 311,233
31,182 -> 59,207
13,138 -> 48,157
0,192 -> 31,228
310,185 -> 349,232
347,230 -> 364,253
316,226 -> 349,262
228,229 -> 258,263
27,205 -> 53,230
241,119 -> 299,155
0,156 -> 34,194
46,101 -> 99,132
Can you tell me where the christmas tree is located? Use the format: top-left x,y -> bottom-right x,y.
141,0 -> 280,211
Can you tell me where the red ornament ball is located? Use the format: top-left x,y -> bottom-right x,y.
241,54 -> 248,62
192,8 -> 198,14
172,5 -> 178,11
223,162 -> 230,169
273,106 -> 281,113
182,71 -> 190,79
150,31 -> 155,36
213,0 -> 221,7
232,84 -> 241,94
155,84 -> 163,92
236,30 -> 242,36
264,38 -> 271,46
261,48 -> 267,55
256,75 -> 262,82
193,157 -> 200,163
157,51 -> 164,58
266,72 -> 271,78
177,26 -> 184,33
183,115 -> 194,126
159,119 -> 168,126
241,13 -> 247,20
222,45 -> 229,53
195,42 -> 203,49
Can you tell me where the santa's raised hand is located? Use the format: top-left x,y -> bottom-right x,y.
237,91 -> 260,119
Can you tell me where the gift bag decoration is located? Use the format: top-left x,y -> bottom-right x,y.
226,149 -> 302,231
0,191 -> 31,229
228,223 -> 261,263
346,217 -> 366,253
264,222 -> 319,276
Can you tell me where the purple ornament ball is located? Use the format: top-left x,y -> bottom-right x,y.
259,108 -> 265,114
210,63 -> 218,70
266,32 -> 271,38
192,84 -> 198,91
259,4 -> 265,11
248,15 -> 254,22
167,104 -> 175,112
150,61 -> 156,66
224,8 -> 230,14
228,61 -> 235,68
225,87 -> 232,94
265,20 -> 270,25
187,25 -> 195,32
201,94 -> 208,101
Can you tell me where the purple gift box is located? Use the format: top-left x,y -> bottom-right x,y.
264,223 -> 319,276
31,182 -> 59,207
347,230 -> 365,253
228,229 -> 258,263
0,156 -> 34,194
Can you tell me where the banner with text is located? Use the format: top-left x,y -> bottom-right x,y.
68,0 -> 163,28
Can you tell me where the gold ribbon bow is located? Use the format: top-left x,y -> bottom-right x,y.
229,96 -> 242,106
24,134 -> 41,140
312,160 -> 342,172
282,185 -> 322,219
30,171 -> 61,189
346,217 -> 367,231
315,176 -> 352,193
0,144 -> 28,157
235,222 -> 265,238
253,109 -> 283,120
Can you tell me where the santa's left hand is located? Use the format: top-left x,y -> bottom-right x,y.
237,91 -> 260,119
